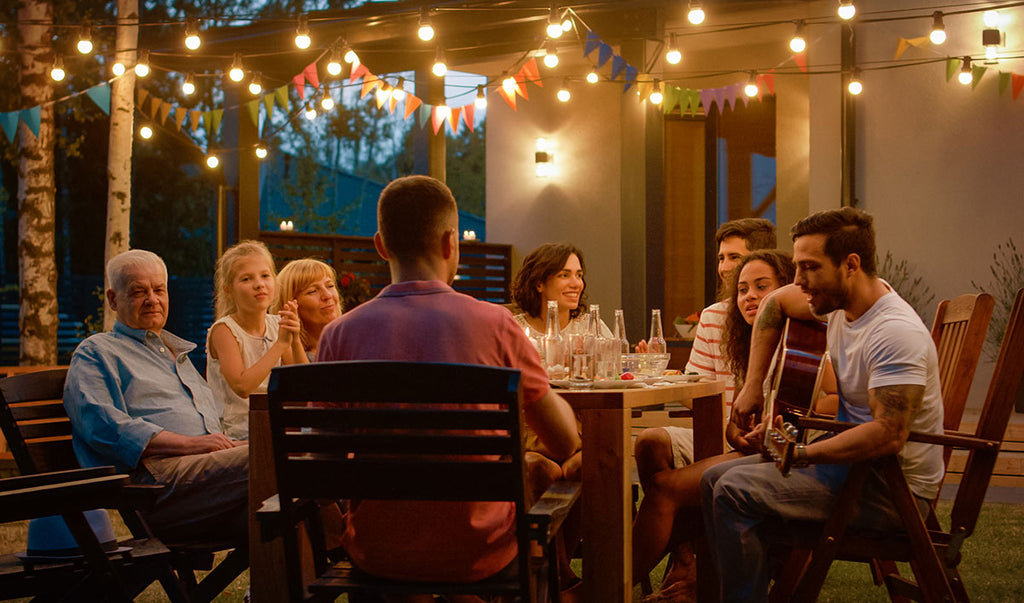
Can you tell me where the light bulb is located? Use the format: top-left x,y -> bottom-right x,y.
255,146 -> 268,159
295,15 -> 311,49
327,47 -> 342,76
436,105 -> 450,121
206,155 -> 220,169
790,21 -> 806,53
983,10 -> 1000,29
475,85 -> 487,109
418,9 -> 435,41
586,71 -> 599,84
392,78 -> 406,101
248,74 -> 262,95
847,70 -> 863,95
185,20 -> 201,50
502,75 -> 517,95
666,33 -> 682,64
958,57 -> 973,85
135,50 -> 150,77
837,1 -> 856,21
376,86 -> 391,104
744,73 -> 759,97
562,17 -> 573,31
547,7 -> 564,38
343,46 -> 358,64
182,73 -> 196,95
687,2 -> 705,25
50,56 -> 66,81
77,26 -> 93,54
432,48 -> 447,77
321,94 -> 335,110
650,79 -> 663,104
985,45 -> 999,62
543,45 -> 559,68
304,104 -> 317,120
557,80 -> 570,102
930,12 -> 946,45
228,53 -> 244,82
111,61 -> 126,76
139,125 -> 153,139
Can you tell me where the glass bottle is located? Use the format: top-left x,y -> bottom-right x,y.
593,305 -> 619,380
648,308 -> 666,354
568,306 -> 597,389
543,300 -> 567,380
614,309 -> 629,354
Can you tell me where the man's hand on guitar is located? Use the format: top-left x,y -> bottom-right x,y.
732,382 -> 765,432
731,419 -> 766,455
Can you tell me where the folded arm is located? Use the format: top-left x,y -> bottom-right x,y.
524,389 -> 581,464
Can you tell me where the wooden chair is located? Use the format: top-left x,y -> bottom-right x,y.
771,288 -> 1024,602
258,361 -> 581,602
0,466 -> 182,602
0,368 -> 248,603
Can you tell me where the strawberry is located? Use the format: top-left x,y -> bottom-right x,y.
620,372 -> 635,380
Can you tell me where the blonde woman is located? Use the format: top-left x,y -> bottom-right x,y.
273,258 -> 342,360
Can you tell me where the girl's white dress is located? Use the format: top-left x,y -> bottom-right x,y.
206,314 -> 281,440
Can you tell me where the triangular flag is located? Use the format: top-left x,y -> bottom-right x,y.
584,31 -> 601,57
520,58 -> 542,86
907,36 -> 930,48
263,93 -> 275,120
449,107 -> 462,135
999,71 -> 1011,95
388,94 -> 398,115
793,52 -> 807,73
636,79 -> 652,102
623,65 -> 638,92
274,85 -> 289,109
512,74 -> 529,100
462,103 -> 475,132
361,74 -> 380,99
149,97 -> 164,120
158,102 -> 172,125
303,63 -> 319,90
610,55 -> 627,80
662,86 -> 680,114
404,94 -> 422,120
210,109 -> 223,137
497,84 -> 517,110
724,84 -> 740,111
597,43 -> 613,69
350,61 -> 369,83
431,107 -> 446,134
1013,73 -> 1024,99
375,87 -> 387,109
174,106 -> 187,130
190,110 -> 202,132
244,100 -> 259,127
712,87 -> 727,111
760,72 -> 776,95
945,58 -> 959,82
292,73 -> 306,100
201,110 -> 211,133
971,65 -> 987,89
0,112 -> 18,143
699,89 -> 715,113
85,82 -> 110,115
21,105 -> 41,137
894,38 -> 912,60
686,89 -> 701,115
136,88 -> 149,108
418,104 -> 431,128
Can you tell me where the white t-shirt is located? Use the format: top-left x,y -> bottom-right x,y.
826,287 -> 944,500
685,300 -> 735,407
206,313 -> 281,440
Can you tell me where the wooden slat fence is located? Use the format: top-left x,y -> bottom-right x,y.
260,231 -> 513,304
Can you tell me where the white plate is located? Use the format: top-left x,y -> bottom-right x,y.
593,379 -> 645,389
550,379 -> 570,389
661,374 -> 704,383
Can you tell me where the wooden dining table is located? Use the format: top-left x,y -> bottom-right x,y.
557,379 -> 726,603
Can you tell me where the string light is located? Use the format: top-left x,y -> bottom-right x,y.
789,21 -> 806,53
139,124 -> 153,139
557,79 -> 571,102
343,44 -> 358,64
650,79 -> 663,105
665,33 -> 682,65
184,19 -> 201,50
958,56 -> 973,85
376,85 -> 392,105
248,73 -> 263,95
295,15 -> 311,49
929,12 -> 946,45
436,104 -> 451,122
255,145 -> 268,159
586,70 -> 599,84
206,154 -> 220,169
77,25 -> 93,55
135,50 -> 150,77
837,1 -> 856,21
111,61 -> 126,76
432,47 -> 447,77
562,13 -> 573,32
50,55 -> 66,82
418,8 -> 435,41
502,74 -> 517,95
543,42 -> 559,68
547,6 -> 564,38
327,46 -> 343,76
392,77 -> 407,101
744,71 -> 759,97
182,72 -> 196,95
983,10 -> 1000,29
304,103 -> 317,120
847,69 -> 863,95
475,85 -> 487,109
321,91 -> 335,111
228,53 -> 245,82
687,2 -> 705,26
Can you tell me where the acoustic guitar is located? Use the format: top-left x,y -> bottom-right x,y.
762,318 -> 829,476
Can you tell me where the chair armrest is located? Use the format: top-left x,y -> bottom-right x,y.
0,473 -> 129,522
798,417 -> 999,451
0,466 -> 117,493
527,480 -> 581,547
257,495 -> 321,543
120,483 -> 164,511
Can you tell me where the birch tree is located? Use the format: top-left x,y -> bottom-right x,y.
103,0 -> 138,330
17,0 -> 58,365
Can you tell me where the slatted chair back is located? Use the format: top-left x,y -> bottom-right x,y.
0,368 -> 77,474
930,292 -> 994,434
267,360 -> 535,600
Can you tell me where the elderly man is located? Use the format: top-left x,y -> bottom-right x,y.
318,175 -> 581,586
64,249 -> 248,543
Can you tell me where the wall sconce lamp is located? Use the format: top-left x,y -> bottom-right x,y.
982,27 -> 1004,64
535,138 -> 555,178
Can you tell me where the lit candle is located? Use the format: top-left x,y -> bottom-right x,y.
463,230 -> 476,241
279,220 -> 288,231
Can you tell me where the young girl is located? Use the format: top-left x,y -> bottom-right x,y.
272,258 -> 342,361
207,241 -> 305,439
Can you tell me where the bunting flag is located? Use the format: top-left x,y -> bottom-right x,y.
431,107 -> 446,134
894,36 -> 930,60
712,87 -> 727,111
190,109 -> 202,132
174,106 -> 187,130
597,43 -> 613,69
760,72 -> 776,95
793,52 -> 807,73
350,61 -> 369,83
303,63 -> 319,90
610,55 -> 627,80
85,82 -> 110,115
149,97 -> 163,121
374,87 -> 387,109
497,84 -> 517,110
449,107 -> 462,135
971,64 -> 987,89
263,92 -> 275,120
20,106 -> 41,138
636,79 -> 652,103
1013,73 -> 1024,99
1000,71 -> 1011,95
404,94 -> 422,119
699,89 -> 715,113
136,88 -> 149,109
361,74 -> 380,99
0,112 -> 18,143
623,65 -> 638,92
274,85 -> 289,109
417,104 -> 431,129
512,74 -> 529,100
520,58 -> 542,87
724,84 -> 740,111
158,102 -> 172,126
946,58 -> 959,82
662,86 -> 680,114
388,94 -> 398,115
292,74 -> 306,99
685,89 -> 701,115
244,100 -> 259,127
584,31 -> 601,57
201,110 -> 211,132
210,109 -> 223,138
462,103 -> 475,132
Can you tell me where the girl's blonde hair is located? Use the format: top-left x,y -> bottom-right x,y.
273,258 -> 341,349
213,240 -> 277,318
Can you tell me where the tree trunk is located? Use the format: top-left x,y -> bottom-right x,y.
103,0 -> 139,330
17,0 -> 58,365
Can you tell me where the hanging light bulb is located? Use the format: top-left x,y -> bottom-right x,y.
985,44 -> 999,63
327,46 -> 343,76
687,2 -> 705,26
50,55 -> 66,81
295,15 -> 311,49
392,78 -> 407,101
77,25 -> 93,54
649,79 -> 664,105
343,44 -> 358,64
562,13 -> 573,32
475,85 -> 487,109
185,19 -> 201,50
228,53 -> 244,82
255,145 -> 268,159
744,72 -> 759,97
432,47 -> 447,77
557,79 -> 571,102
436,104 -> 451,121
543,42 -> 559,68
547,6 -> 564,39
929,12 -> 946,45
790,20 -> 807,53
248,73 -> 263,95
983,27 -> 1002,64
321,92 -> 335,111
502,74 -> 517,95
847,69 -> 863,95
983,10 -> 1000,29
665,33 -> 682,65
418,8 -> 435,41
182,72 -> 196,96
376,85 -> 392,105
111,61 -> 126,76
304,103 -> 317,120
586,70 -> 599,84
837,1 -> 856,21
135,50 -> 150,77
139,124 -> 153,139
206,154 -> 220,169
958,56 -> 973,85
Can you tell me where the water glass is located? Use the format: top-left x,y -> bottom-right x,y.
567,332 -> 595,389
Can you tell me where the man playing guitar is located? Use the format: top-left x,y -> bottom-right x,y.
700,207 -> 945,602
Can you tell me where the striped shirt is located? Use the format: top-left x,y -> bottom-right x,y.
684,300 -> 735,408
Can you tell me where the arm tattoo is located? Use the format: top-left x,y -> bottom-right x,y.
870,384 -> 925,431
755,297 -> 785,333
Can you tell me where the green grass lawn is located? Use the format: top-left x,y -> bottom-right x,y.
2,500 -> 1021,602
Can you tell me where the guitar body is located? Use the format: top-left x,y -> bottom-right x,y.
763,318 -> 829,476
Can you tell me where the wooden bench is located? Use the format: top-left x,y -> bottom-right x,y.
0,366 -> 69,470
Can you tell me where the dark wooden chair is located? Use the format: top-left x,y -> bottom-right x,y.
0,466 -> 182,602
771,288 -> 1024,602
258,360 -> 581,602
0,368 -> 248,603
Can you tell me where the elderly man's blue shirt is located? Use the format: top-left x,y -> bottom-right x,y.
64,320 -> 222,472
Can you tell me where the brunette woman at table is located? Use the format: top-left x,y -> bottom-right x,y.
272,258 -> 343,361
632,250 -> 798,602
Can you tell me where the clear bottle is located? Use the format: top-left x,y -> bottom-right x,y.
614,309 -> 629,354
593,305 -> 619,380
568,306 -> 597,389
543,300 -> 567,380
648,308 -> 666,354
